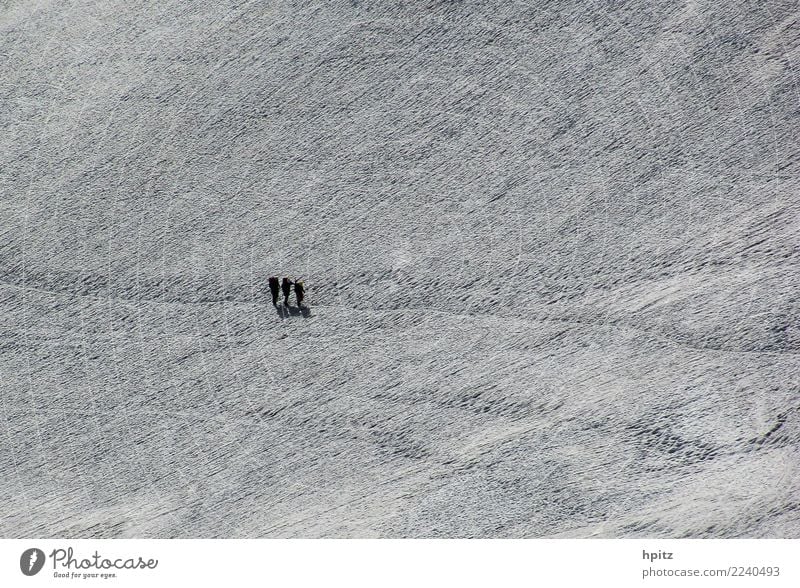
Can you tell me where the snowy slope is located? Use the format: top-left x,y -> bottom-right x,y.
1,0 -> 798,537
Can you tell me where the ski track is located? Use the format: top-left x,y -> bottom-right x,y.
1,0 -> 799,538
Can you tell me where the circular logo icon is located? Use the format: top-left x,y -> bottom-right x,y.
20,548 -> 45,576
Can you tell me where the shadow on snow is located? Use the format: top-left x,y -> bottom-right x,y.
276,304 -> 311,318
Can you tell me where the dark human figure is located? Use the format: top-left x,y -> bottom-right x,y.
294,279 -> 305,307
268,276 -> 280,306
281,277 -> 293,305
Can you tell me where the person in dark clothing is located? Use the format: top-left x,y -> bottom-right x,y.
268,276 -> 280,306
281,277 -> 293,306
294,279 -> 305,307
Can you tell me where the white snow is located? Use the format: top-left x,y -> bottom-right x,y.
0,0 -> 798,537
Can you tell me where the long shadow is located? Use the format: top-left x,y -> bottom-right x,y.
275,303 -> 311,318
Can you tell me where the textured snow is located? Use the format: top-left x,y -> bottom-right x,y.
1,0 -> 799,538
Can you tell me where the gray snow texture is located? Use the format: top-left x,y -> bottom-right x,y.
1,0 -> 799,538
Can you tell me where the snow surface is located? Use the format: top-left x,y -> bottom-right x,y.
1,0 -> 799,538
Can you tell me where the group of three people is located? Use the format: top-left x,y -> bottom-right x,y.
268,276 -> 305,307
